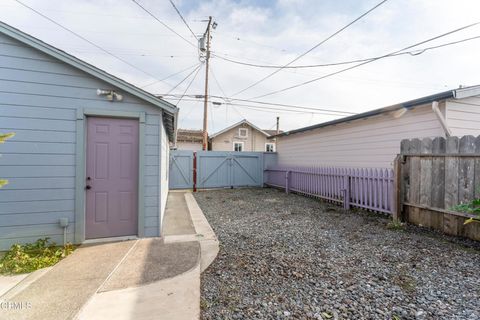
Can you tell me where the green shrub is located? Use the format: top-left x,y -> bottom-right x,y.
0,238 -> 75,274
451,197 -> 480,225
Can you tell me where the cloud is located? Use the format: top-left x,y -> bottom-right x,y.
1,0 -> 480,132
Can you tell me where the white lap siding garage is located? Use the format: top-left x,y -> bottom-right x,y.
0,22 -> 176,250
274,87 -> 480,169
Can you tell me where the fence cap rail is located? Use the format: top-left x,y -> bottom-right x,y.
400,153 -> 480,157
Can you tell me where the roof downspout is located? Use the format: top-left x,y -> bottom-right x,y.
432,101 -> 452,137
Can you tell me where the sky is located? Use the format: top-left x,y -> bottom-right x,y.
1,0 -> 480,133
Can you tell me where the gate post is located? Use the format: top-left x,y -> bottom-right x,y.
285,170 -> 290,194
193,152 -> 197,192
392,154 -> 403,221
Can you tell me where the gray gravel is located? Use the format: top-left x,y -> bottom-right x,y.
195,188 -> 480,320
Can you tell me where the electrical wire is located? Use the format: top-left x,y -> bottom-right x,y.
14,0 -> 177,87
156,94 -> 355,115
174,64 -> 203,106
252,21 -> 480,99
213,35 -> 480,69
230,0 -> 390,97
141,63 -> 200,88
210,66 -> 229,98
177,65 -> 203,127
166,65 -> 202,95
168,0 -> 197,40
130,0 -> 197,48
163,97 -> 354,116
225,103 -> 345,115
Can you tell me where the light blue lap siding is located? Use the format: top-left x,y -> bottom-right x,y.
0,32 -> 165,250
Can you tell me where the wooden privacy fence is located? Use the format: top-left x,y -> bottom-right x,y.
398,135 -> 480,240
265,166 -> 395,214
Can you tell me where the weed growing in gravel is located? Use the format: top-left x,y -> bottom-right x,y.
394,272 -> 416,293
200,298 -> 209,310
0,238 -> 75,274
387,219 -> 405,231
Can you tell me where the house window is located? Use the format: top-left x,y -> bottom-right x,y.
233,142 -> 244,152
238,128 -> 248,138
265,143 -> 275,152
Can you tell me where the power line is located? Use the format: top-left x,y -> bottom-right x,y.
230,0 -> 390,97
174,64 -> 203,106
252,21 -> 480,99
130,0 -> 197,48
166,64 -> 202,95
141,63 -> 200,88
213,35 -> 480,69
210,66 -> 229,97
225,103 -> 348,116
219,97 -> 355,115
14,0 -> 176,87
157,93 -> 355,115
177,66 -> 204,127
163,97 -> 354,116
168,0 -> 197,40
211,65 -> 249,122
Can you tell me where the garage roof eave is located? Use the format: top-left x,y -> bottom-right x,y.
270,89 -> 459,138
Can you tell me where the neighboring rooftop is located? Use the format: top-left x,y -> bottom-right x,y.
210,119 -> 282,138
271,85 -> 480,138
177,129 -> 204,143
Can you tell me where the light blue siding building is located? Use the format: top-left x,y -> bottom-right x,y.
0,22 -> 177,250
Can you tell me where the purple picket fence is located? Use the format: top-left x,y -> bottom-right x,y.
264,166 -> 395,214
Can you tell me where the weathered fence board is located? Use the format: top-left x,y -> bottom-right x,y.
444,137 -> 460,208
400,135 -> 480,241
408,138 -> 421,205
458,136 -> 476,204
265,166 -> 394,214
431,137 -> 445,208
419,138 -> 433,206
476,136 -> 480,199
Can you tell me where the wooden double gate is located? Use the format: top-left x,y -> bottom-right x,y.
169,150 -> 267,190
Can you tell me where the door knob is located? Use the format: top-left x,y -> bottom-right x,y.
85,185 -> 92,190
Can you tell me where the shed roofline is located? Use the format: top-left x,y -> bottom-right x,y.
270,86 -> 480,138
0,21 -> 178,141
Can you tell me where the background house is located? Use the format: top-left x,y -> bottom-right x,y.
271,86 -> 480,168
210,119 -> 280,152
176,129 -> 204,151
0,22 -> 177,250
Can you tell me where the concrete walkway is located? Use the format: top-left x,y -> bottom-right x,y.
0,191 -> 218,320
162,191 -> 196,236
1,241 -> 137,320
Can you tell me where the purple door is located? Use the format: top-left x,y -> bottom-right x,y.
85,117 -> 139,239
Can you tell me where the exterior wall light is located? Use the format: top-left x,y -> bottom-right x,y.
96,89 -> 123,102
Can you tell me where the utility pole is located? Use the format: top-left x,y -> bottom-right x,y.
276,116 -> 280,134
201,16 -> 212,150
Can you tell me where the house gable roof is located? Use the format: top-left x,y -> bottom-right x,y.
0,21 -> 178,141
271,85 -> 480,138
209,119 -> 271,139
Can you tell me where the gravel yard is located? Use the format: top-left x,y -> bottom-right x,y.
195,188 -> 480,320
